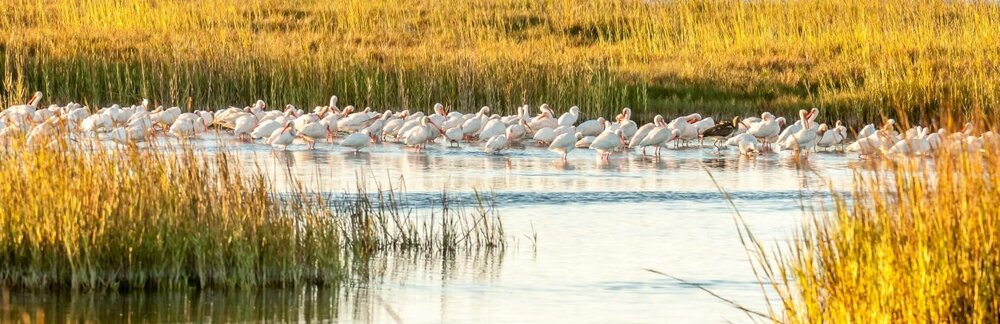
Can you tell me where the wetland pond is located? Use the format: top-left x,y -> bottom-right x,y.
4,134 -> 862,323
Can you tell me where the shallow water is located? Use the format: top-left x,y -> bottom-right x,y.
6,135 -> 864,323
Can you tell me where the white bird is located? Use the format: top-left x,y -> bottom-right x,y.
428,103 -> 448,126
298,120 -> 336,149
629,116 -> 661,151
293,111 -> 321,131
112,105 -> 136,125
249,100 -> 268,119
441,112 -> 465,130
748,112 -> 782,150
548,132 -> 580,161
215,107 -> 249,129
692,116 -> 716,146
81,113 -> 114,133
5,91 -> 43,130
615,107 -> 638,141
637,117 -> 676,156
731,133 -> 761,155
316,95 -> 339,115
483,129 -> 510,155
557,106 -> 580,127
590,129 -> 625,160
507,120 -> 528,143
532,127 -> 557,145
732,116 -> 756,136
251,120 -> 282,139
105,127 -> 135,145
461,106 -> 491,140
781,108 -> 820,156
528,104 -> 557,131
383,112 -> 409,139
107,122 -> 150,145
233,114 -> 258,141
676,114 -> 702,146
395,118 -> 423,142
857,123 -> 877,139
65,106 -> 90,125
815,120 -> 847,152
194,110 -> 213,128
340,130 -> 373,153
926,129 -> 944,151
851,132 -> 889,158
337,106 -> 372,132
403,116 -> 442,151
847,119 -> 897,157
664,114 -> 699,148
477,115 -> 506,142
577,117 -> 606,137
25,116 -> 63,147
360,112 -> 391,142
776,118 -> 801,146
266,121 -> 297,149
319,112 -> 341,142
169,117 -> 199,139
10,91 -> 43,114
501,105 -> 527,125
575,133 -> 597,148
150,106 -> 182,128
444,125 -> 464,147
888,126 -> 931,156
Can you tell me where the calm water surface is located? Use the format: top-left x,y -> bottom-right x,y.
5,135 -> 865,323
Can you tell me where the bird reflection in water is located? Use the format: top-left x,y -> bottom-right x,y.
551,159 -> 575,170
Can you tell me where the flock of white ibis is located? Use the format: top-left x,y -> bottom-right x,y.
1,91 -> 994,160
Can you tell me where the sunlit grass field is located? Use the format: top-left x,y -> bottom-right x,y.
738,144 -> 1000,322
3,0 -> 999,122
3,0 -> 1000,317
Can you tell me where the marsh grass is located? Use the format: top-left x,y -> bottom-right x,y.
3,0 -> 1000,123
728,144 -> 1000,322
0,141 -> 505,291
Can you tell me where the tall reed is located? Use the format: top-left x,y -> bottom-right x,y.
744,143 -> 1000,322
0,141 -> 505,290
3,0 -> 999,123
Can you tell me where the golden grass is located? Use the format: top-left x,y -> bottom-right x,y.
0,140 -> 504,290
2,0 -> 999,122
747,143 -> 1000,322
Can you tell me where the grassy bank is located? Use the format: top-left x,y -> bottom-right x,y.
0,141 -> 504,290
3,0 -> 999,122
746,144 -> 1000,321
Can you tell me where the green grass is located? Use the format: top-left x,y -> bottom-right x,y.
0,140 -> 505,291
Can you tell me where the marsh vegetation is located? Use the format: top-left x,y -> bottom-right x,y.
3,0 -> 999,122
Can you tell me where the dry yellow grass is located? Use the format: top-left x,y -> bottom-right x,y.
0,140 -> 504,290
743,142 -> 1000,322
2,0 -> 998,122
